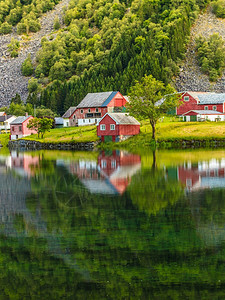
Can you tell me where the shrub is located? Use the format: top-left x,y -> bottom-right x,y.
196,33 -> 225,81
7,38 -> 20,57
21,54 -> 34,76
0,22 -> 12,34
212,0 -> 225,18
53,17 -> 60,30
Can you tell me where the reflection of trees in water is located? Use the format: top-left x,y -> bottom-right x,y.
128,151 -> 183,215
1,156 -> 225,298
188,188 -> 225,247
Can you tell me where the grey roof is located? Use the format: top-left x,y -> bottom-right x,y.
62,107 -> 76,118
0,115 -> 12,122
185,92 -> 225,104
106,113 -> 140,125
77,92 -> 115,108
197,93 -> 225,104
10,116 -> 31,125
55,117 -> 64,125
183,110 -> 224,115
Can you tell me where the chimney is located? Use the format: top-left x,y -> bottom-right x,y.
25,112 -> 28,117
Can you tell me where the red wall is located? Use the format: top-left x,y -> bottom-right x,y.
119,124 -> 140,136
107,92 -> 127,107
197,104 -> 223,112
177,92 -> 224,115
97,115 -> 118,136
10,117 -> 37,136
177,92 -> 198,115
97,115 -> 140,137
75,107 -> 108,119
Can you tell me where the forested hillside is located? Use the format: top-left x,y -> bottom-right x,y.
0,0 -> 60,34
27,0 -> 211,115
0,0 -> 215,114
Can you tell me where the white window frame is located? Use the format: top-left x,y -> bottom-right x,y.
204,106 -> 208,110
100,124 -> 106,130
96,108 -> 99,112
110,124 -> 115,130
184,96 -> 189,101
213,106 -> 217,111
88,109 -> 91,113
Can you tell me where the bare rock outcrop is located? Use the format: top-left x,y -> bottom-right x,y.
175,7 -> 225,92
0,0 -> 70,106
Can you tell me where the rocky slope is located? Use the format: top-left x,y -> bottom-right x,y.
0,0 -> 70,106
175,7 -> 225,92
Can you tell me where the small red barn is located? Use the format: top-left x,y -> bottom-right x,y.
97,113 -> 140,142
10,116 -> 36,140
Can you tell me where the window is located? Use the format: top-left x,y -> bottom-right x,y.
111,160 -> 116,168
12,126 -> 14,131
73,115 -> 76,119
96,108 -> 99,112
184,96 -> 189,101
204,106 -> 208,110
101,160 -> 107,168
213,106 -> 217,111
88,109 -> 91,113
110,124 -> 115,130
83,119 -> 85,123
19,126 -> 22,131
100,124 -> 106,130
81,109 -> 83,114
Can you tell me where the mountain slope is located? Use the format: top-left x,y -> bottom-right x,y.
175,7 -> 225,92
0,0 -> 70,106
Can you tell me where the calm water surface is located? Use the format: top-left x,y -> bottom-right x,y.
0,148 -> 225,299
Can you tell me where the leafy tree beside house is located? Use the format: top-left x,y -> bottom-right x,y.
27,117 -> 53,138
127,75 -> 179,140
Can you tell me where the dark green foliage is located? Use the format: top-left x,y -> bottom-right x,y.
21,54 -> 34,76
0,0 -> 58,34
0,22 -> 12,34
196,33 -> 225,81
7,37 -> 20,57
212,0 -> 225,18
27,0 -> 212,115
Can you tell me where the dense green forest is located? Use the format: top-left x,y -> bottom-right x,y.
23,0 -> 212,115
0,0 -> 59,34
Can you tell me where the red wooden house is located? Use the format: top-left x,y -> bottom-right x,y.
177,92 -> 225,121
10,116 -> 36,140
97,113 -> 140,142
73,91 -> 128,126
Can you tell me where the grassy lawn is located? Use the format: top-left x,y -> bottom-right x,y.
23,125 -> 99,143
0,134 -> 10,147
6,118 -> 225,150
116,118 -> 225,150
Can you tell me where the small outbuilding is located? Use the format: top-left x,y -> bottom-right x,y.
10,116 -> 36,140
182,110 -> 225,122
97,113 -> 140,142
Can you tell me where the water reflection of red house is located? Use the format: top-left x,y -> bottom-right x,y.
178,160 -> 225,191
98,151 -> 141,194
8,152 -> 39,177
69,151 -> 141,195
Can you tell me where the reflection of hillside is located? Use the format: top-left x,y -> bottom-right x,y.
188,189 -> 225,247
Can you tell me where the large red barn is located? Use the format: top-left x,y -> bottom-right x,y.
97,113 -> 140,142
177,92 -> 225,119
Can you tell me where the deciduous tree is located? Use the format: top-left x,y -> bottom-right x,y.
127,74 -> 179,140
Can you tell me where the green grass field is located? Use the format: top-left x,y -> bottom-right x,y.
2,118 -> 225,150
23,125 -> 99,143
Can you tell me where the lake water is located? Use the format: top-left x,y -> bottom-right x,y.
0,148 -> 225,299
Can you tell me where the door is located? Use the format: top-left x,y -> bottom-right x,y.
104,135 -> 112,142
